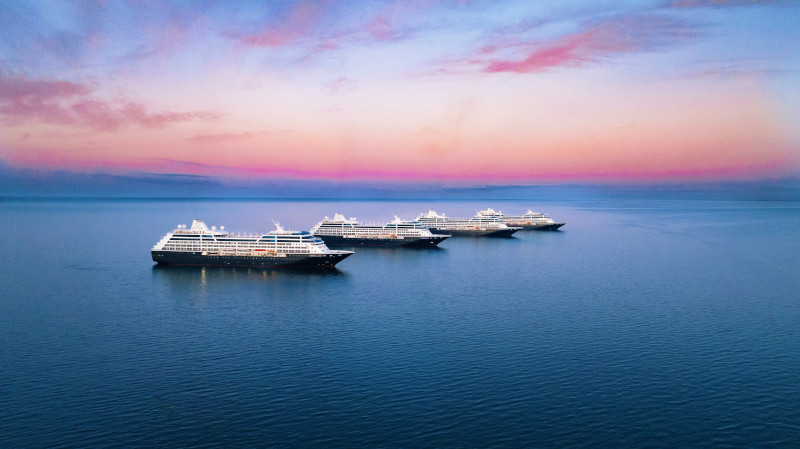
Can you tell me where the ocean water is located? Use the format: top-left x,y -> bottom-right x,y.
1,197 -> 798,448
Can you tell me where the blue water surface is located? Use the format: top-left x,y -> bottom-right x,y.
1,198 -> 798,448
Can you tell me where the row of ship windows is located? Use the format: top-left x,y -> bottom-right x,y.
425,224 -> 502,228
317,229 -> 423,235
319,225 -> 422,229
166,242 -> 317,246
425,218 -> 502,222
169,238 -> 320,243
170,238 -> 261,241
163,249 -> 318,255
164,244 -> 322,250
164,245 -> 318,250
165,248 -> 314,254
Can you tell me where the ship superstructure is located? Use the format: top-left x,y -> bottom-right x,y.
311,213 -> 449,247
416,209 -> 520,237
151,219 -> 352,268
489,209 -> 566,231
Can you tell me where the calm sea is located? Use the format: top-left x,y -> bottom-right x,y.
1,197 -> 798,448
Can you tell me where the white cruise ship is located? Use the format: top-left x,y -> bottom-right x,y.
152,219 -> 353,268
416,209 -> 520,237
482,209 -> 565,231
310,213 -> 449,247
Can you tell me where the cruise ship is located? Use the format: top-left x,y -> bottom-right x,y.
310,213 -> 450,247
151,219 -> 353,268
484,209 -> 566,231
416,209 -> 521,237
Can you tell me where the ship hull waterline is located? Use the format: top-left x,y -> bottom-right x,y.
152,250 -> 352,268
508,223 -> 566,231
315,235 -> 449,247
424,227 -> 520,238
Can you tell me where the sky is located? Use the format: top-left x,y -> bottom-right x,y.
1,0 -> 799,187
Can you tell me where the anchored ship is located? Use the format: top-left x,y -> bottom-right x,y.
484,209 -> 565,231
416,209 -> 520,237
151,219 -> 353,268
311,213 -> 449,247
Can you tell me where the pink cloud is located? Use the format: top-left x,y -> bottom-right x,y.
445,14 -> 698,74
0,75 -> 89,123
186,131 -> 274,144
367,16 -> 394,41
115,103 -> 217,129
670,0 -> 778,8
316,38 -> 341,51
238,2 -> 322,48
325,76 -> 357,94
485,32 -> 595,73
234,2 -> 422,56
359,8 -> 418,44
0,72 -> 218,130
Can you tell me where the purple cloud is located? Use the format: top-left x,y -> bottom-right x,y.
482,14 -> 700,74
427,12 -> 701,76
231,2 -> 421,59
186,131 -> 274,144
0,71 -> 218,130
237,2 -> 323,48
325,76 -> 357,94
669,0 -> 781,8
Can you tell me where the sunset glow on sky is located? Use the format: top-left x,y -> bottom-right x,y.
1,1 -> 799,184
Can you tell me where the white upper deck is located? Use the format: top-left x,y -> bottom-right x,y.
311,213 -> 442,237
416,208 -> 514,230
169,219 -> 228,236
419,209 -> 447,219
153,219 -> 348,254
501,209 -> 557,223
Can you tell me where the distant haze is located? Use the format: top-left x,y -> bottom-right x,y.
1,161 -> 797,201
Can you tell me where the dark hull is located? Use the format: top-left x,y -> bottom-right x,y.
152,250 -> 351,268
511,223 -> 565,231
316,234 -> 449,247
426,227 -> 519,238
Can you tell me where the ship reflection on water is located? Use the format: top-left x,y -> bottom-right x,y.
151,264 -> 346,285
151,264 -> 349,305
